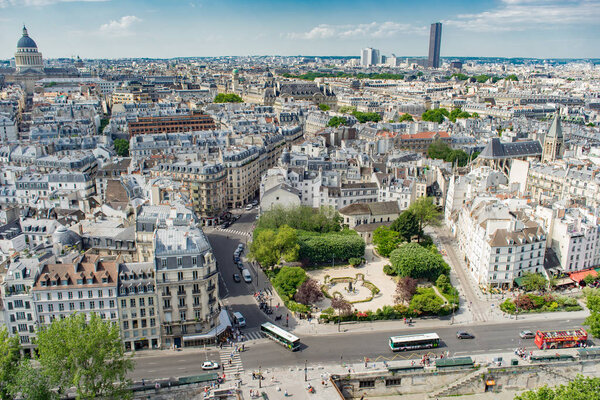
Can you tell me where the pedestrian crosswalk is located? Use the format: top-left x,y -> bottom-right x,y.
243,329 -> 265,342
219,347 -> 244,377
216,227 -> 251,237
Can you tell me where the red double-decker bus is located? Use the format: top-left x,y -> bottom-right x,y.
534,328 -> 588,350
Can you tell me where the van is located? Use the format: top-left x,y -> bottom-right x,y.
242,268 -> 252,283
232,312 -> 246,327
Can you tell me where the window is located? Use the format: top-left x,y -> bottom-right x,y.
58,303 -> 64,311
192,257 -> 197,265
180,310 -> 186,321
123,321 -> 129,330
78,291 -> 83,299
195,309 -> 202,320
99,301 -> 104,309
148,297 -> 154,306
161,259 -> 167,268
141,319 -> 147,328
130,298 -> 136,308
68,292 -> 73,299
139,298 -> 145,307
179,297 -> 186,307
150,308 -> 155,316
109,300 -> 115,308
88,290 -> 93,299
140,309 -> 146,317
194,296 -> 200,306
89,301 -> 95,310
150,318 -> 156,327
177,257 -> 182,266
69,303 -> 75,311
178,271 -> 184,281
359,380 -> 375,388
47,305 -> 54,312
46,293 -> 52,301
192,271 -> 198,280
164,299 -> 171,308
37,305 -> 43,313
80,302 -> 85,310
121,299 -> 126,308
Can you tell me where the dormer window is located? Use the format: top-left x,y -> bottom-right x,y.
102,278 -> 108,283
40,281 -> 47,287
120,287 -> 125,295
86,278 -> 93,284
51,280 -> 57,286
77,279 -> 83,285
61,279 -> 68,286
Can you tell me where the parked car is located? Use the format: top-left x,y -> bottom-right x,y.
232,273 -> 241,283
251,200 -> 259,206
456,331 -> 475,339
221,222 -> 230,229
519,330 -> 535,339
201,361 -> 219,370
242,268 -> 252,283
237,262 -> 244,270
232,311 -> 246,327
245,204 -> 253,211
237,243 -> 244,251
233,256 -> 240,263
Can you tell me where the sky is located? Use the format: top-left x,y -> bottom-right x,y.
0,0 -> 599,59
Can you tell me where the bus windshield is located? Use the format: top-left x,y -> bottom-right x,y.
260,322 -> 300,351
389,333 -> 440,351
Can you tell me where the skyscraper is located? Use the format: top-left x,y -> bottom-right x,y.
428,22 -> 442,68
361,47 -> 380,67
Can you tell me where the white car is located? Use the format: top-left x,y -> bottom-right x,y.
245,204 -> 253,211
201,361 -> 220,370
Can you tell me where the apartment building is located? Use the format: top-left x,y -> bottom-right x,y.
32,253 -> 119,329
117,262 -> 160,351
222,146 -> 261,209
549,208 -> 600,272
1,256 -> 50,355
456,199 -> 546,289
154,227 -> 219,348
319,182 -> 379,210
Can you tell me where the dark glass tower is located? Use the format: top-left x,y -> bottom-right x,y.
428,22 -> 442,68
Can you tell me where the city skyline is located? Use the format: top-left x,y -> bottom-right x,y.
0,0 -> 599,59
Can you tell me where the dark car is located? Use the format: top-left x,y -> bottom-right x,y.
221,222 -> 230,229
233,256 -> 240,263
237,262 -> 244,270
232,273 -> 241,282
456,331 -> 475,339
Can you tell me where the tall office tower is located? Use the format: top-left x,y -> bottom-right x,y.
428,22 -> 442,68
361,47 -> 380,66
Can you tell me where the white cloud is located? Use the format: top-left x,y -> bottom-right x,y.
0,0 -> 107,7
444,0 -> 600,32
99,15 -> 141,36
289,21 -> 426,40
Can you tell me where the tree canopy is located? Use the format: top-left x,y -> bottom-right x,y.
256,206 -> 341,234
372,226 -> 401,257
35,313 -> 134,399
249,225 -> 300,267
421,108 -> 449,123
407,197 -> 441,242
352,111 -> 381,123
214,93 -> 243,103
398,113 -> 414,122
520,272 -> 548,292
0,328 -> 20,400
113,138 -> 129,157
272,266 -> 307,300
585,289 -> 600,338
515,375 -> 600,400
427,140 -> 470,167
338,106 -> 356,114
295,278 -> 323,305
409,288 -> 445,315
327,116 -> 348,128
390,210 -> 421,242
390,243 -> 450,281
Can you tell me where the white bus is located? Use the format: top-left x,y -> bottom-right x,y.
260,322 -> 300,351
389,333 -> 440,351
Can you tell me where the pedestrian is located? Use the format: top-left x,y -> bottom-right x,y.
141,378 -> 145,387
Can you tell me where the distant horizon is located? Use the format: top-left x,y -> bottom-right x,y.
0,0 -> 598,59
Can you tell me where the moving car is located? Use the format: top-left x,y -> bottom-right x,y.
232,311 -> 246,327
201,361 -> 219,370
232,273 -> 241,282
242,268 -> 252,283
221,221 -> 230,229
519,330 -> 535,339
456,331 -> 475,339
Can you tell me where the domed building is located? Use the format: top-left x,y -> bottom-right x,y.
52,225 -> 82,255
15,26 -> 43,73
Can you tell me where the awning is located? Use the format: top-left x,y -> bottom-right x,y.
182,310 -> 232,342
554,277 -> 574,286
569,269 -> 598,283
486,380 -> 496,386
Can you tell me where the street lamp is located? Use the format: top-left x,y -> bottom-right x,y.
258,365 -> 262,388
304,360 -> 308,381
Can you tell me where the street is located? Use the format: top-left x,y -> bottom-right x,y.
130,316 -> 587,380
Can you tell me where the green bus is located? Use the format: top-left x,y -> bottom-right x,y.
260,322 -> 300,351
389,333 -> 440,351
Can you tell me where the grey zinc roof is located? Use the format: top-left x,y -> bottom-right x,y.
479,138 -> 542,160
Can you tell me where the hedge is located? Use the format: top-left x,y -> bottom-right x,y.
499,295 -> 582,314
298,230 -> 365,265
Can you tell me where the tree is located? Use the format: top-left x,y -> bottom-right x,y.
436,274 -> 451,293
331,298 -> 353,330
274,225 -> 300,263
390,210 -> 420,242
113,138 -> 129,157
390,243 -> 450,281
214,93 -> 243,103
409,289 -> 444,315
8,359 -> 57,400
586,290 -> 600,313
408,197 -> 441,242
520,272 -> 548,292
372,226 -> 401,257
338,106 -> 356,114
584,312 -> 600,338
398,113 -> 414,122
35,313 -> 134,399
0,327 -> 21,400
294,278 -> 323,305
515,375 -> 600,400
352,111 -> 381,123
583,274 -> 597,287
249,229 -> 279,267
318,103 -> 330,111
272,266 -> 307,300
327,116 -> 348,128
395,277 -> 418,304
421,108 -> 449,124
